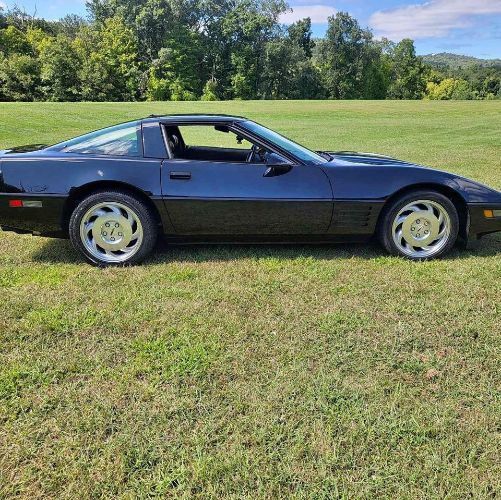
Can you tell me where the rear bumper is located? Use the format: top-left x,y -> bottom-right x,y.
469,203 -> 501,238
0,194 -> 66,236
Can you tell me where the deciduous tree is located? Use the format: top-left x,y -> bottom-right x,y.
387,39 -> 427,99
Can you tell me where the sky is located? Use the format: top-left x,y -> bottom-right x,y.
1,0 -> 501,59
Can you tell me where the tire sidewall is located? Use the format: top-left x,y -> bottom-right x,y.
69,190 -> 158,266
380,191 -> 460,260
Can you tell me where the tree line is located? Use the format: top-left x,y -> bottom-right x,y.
0,0 -> 499,102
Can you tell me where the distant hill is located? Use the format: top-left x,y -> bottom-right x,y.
422,53 -> 501,69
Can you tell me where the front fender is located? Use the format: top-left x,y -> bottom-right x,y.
322,163 -> 501,204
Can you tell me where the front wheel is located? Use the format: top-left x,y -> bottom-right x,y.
69,190 -> 158,266
379,191 -> 459,260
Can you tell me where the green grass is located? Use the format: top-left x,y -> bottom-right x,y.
0,101 -> 500,498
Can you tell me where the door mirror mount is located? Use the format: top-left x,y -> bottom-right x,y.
263,164 -> 293,177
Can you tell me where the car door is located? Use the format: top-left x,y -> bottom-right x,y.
161,158 -> 333,235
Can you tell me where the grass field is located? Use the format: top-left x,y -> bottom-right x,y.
0,101 -> 500,498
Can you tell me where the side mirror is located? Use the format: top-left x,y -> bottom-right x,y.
263,152 -> 292,177
263,163 -> 293,177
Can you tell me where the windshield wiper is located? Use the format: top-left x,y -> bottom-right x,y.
317,151 -> 333,161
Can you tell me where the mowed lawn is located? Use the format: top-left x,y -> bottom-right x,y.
0,101 -> 500,498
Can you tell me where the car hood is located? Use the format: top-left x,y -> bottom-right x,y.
323,151 -> 419,168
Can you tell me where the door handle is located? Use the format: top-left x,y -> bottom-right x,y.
170,171 -> 191,180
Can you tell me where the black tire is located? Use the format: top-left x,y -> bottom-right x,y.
378,190 -> 459,260
69,190 -> 158,266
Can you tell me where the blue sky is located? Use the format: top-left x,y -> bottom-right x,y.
2,0 -> 500,58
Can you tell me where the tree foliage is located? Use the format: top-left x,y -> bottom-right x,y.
386,39 -> 427,99
38,35 -> 82,101
80,16 -> 140,101
319,13 -> 377,99
0,3 -> 498,101
424,63 -> 501,100
426,78 -> 474,100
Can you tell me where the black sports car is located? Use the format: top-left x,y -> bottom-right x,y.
0,114 -> 500,265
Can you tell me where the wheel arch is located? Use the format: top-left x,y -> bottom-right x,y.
377,183 -> 469,242
61,180 -> 162,234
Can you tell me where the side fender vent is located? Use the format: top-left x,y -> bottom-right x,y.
333,204 -> 375,228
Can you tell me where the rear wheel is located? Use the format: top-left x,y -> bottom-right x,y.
69,190 -> 158,266
379,191 -> 459,260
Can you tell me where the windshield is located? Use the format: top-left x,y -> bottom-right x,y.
239,121 -> 328,164
48,121 -> 141,157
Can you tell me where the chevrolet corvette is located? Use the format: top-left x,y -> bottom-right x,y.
0,114 -> 500,265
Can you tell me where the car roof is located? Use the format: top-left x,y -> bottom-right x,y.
142,114 -> 247,125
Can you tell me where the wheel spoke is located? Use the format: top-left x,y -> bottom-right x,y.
402,238 -> 412,249
108,205 -> 121,216
395,215 -> 407,227
89,237 -> 99,252
91,208 -> 107,219
406,204 -> 421,213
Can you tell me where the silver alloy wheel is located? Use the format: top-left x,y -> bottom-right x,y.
392,199 -> 451,258
79,202 -> 143,263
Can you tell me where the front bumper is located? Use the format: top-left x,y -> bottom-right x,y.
469,203 -> 501,238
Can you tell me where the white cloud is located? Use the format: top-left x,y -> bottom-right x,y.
370,0 -> 501,40
0,1 -> 6,9
279,4 -> 337,25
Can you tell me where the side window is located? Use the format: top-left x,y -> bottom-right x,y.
164,124 -> 264,163
59,121 -> 141,157
179,125 -> 253,150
